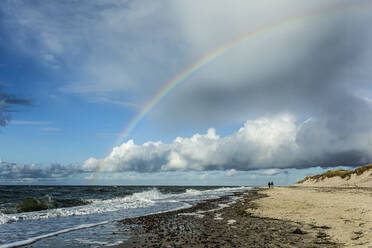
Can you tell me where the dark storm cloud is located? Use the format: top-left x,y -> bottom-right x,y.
158,17 -> 369,125
84,9 -> 372,172
0,161 -> 83,180
0,89 -> 31,126
143,6 -> 372,169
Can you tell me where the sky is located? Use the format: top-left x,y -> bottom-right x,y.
1,0 -> 372,185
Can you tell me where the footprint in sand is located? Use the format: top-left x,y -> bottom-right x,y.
351,231 -> 363,240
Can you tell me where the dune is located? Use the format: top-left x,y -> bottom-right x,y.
295,164 -> 372,187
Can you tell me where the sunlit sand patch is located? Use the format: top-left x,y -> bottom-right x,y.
248,187 -> 372,247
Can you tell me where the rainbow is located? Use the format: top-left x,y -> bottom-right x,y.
92,2 -> 370,184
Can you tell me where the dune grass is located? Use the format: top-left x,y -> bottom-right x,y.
296,163 -> 372,184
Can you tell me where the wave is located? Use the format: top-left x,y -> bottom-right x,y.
15,195 -> 90,213
0,187 -> 252,225
119,187 -> 171,202
0,186 -> 253,248
0,221 -> 109,248
0,188 -> 171,225
182,186 -> 251,198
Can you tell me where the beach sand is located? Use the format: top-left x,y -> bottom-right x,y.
247,187 -> 372,247
115,190 -> 340,247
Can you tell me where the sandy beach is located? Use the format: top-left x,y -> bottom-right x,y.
248,187 -> 372,247
115,190 -> 340,247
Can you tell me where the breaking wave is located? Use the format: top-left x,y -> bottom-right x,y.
0,188 -> 170,225
0,186 -> 253,248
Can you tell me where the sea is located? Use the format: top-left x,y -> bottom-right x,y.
0,185 -> 252,247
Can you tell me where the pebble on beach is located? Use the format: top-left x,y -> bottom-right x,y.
115,190 -> 340,248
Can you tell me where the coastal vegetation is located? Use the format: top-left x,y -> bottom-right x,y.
296,164 -> 372,184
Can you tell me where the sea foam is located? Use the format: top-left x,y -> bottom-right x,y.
0,188 -> 169,225
0,186 -> 253,248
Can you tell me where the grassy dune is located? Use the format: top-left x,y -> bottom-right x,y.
296,164 -> 372,184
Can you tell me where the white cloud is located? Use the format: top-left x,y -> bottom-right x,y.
226,169 -> 237,177
260,169 -> 282,176
361,96 -> 372,104
82,157 -> 102,172
86,96 -> 138,108
84,113 -> 372,173
84,174 -> 94,180
10,120 -> 51,125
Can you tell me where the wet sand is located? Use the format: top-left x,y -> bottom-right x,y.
115,190 -> 340,247
248,187 -> 372,248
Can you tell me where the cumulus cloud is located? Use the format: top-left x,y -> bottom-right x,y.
83,113 -> 372,173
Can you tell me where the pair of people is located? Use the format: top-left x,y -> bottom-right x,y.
268,181 -> 274,188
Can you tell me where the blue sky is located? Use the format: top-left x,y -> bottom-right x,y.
1,0 -> 372,185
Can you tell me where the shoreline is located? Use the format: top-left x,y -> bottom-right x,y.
114,189 -> 340,247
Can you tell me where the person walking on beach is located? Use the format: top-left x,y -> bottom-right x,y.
271,181 -> 274,188
268,182 -> 271,188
